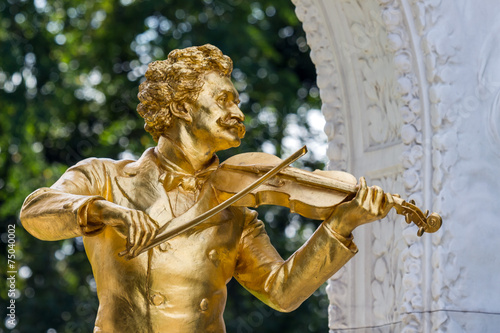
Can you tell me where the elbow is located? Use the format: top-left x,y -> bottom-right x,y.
260,270 -> 306,313
274,305 -> 299,314
20,206 -> 72,241
20,201 -> 33,234
20,191 -> 56,241
19,207 -> 46,240
266,295 -> 303,313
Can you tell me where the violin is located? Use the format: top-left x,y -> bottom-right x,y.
134,146 -> 442,256
214,149 -> 442,235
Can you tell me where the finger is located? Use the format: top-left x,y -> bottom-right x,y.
372,186 -> 384,214
357,177 -> 368,203
127,212 -> 135,249
126,211 -> 139,257
132,212 -> 146,257
130,216 -> 157,258
384,193 -> 395,214
372,185 -> 383,203
362,186 -> 373,211
386,193 -> 395,206
148,216 -> 159,241
136,213 -> 151,254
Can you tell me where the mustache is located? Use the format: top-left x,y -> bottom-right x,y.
217,115 -> 246,138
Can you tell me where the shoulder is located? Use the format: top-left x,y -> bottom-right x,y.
68,148 -> 157,175
70,156 -> 124,169
63,157 -> 131,181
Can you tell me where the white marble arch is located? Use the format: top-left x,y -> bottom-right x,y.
293,0 -> 500,332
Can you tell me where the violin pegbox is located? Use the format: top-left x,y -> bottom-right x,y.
393,198 -> 442,236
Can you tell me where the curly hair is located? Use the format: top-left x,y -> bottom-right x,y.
137,44 -> 233,142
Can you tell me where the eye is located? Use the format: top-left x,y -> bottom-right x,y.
217,93 -> 228,106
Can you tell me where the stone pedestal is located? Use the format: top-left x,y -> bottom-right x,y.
293,0 -> 500,331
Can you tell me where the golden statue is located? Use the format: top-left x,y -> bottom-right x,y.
20,44 -> 440,333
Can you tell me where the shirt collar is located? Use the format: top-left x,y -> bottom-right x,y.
154,137 -> 219,192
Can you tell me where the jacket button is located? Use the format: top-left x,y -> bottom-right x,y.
208,249 -> 220,267
208,249 -> 218,261
158,242 -> 171,252
151,294 -> 165,306
200,298 -> 209,311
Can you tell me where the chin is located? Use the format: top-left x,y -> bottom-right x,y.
216,138 -> 241,152
231,138 -> 242,148
227,139 -> 242,149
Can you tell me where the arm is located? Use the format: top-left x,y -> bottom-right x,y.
234,209 -> 357,312
234,177 -> 393,312
20,158 -> 108,240
20,158 -> 158,256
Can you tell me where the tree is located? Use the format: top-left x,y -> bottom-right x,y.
0,1 -> 328,331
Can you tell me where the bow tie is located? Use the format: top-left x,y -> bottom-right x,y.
154,144 -> 219,193
159,170 -> 213,193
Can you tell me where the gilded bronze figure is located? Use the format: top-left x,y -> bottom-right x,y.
20,44 -> 440,332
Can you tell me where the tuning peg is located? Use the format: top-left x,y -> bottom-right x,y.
417,227 -> 424,237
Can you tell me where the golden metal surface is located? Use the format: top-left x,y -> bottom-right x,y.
132,145 -> 307,256
20,44 -> 439,332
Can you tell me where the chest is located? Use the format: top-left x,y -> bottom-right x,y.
150,207 -> 243,281
112,174 -> 245,274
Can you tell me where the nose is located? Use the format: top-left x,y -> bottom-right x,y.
230,104 -> 245,122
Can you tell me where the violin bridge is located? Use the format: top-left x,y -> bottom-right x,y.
265,176 -> 285,187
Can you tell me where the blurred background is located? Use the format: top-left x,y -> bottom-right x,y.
0,0 -> 333,332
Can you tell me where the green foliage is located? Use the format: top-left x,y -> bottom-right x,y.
0,0 -> 328,332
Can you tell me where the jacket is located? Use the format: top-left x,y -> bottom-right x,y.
21,141 -> 357,332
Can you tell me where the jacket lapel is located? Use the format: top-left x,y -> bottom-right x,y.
114,148 -> 174,228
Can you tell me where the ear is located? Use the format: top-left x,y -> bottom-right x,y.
171,102 -> 193,123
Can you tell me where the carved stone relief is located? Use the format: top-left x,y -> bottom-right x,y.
293,0 -> 411,330
338,0 -> 402,151
294,0 -> 349,173
478,16 -> 500,157
293,0 -> 463,331
367,169 -> 406,326
409,1 -> 466,331
296,0 -> 500,332
293,1 -> 351,327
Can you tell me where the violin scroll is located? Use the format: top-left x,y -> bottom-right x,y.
393,198 -> 442,236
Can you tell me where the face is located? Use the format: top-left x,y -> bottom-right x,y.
189,72 -> 246,152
